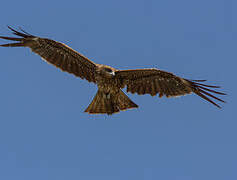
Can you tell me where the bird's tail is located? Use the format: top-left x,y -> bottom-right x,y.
84,89 -> 138,115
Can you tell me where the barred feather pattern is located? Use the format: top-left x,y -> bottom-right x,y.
84,91 -> 119,114
115,69 -> 226,108
0,26 -> 97,83
85,90 -> 138,115
116,69 -> 192,97
1,26 -> 226,113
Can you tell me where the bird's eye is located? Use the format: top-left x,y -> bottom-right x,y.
104,68 -> 112,72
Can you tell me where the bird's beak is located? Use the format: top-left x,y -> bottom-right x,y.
110,71 -> 115,76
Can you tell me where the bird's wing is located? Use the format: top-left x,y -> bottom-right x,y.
115,68 -> 226,108
0,26 -> 97,83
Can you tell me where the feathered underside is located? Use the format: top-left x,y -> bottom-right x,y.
115,69 -> 226,108
0,26 -> 97,83
0,26 -> 226,114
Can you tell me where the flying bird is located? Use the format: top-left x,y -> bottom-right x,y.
0,26 -> 226,115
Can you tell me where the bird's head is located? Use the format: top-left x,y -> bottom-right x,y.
97,65 -> 116,78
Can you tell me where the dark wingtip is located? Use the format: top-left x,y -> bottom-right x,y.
7,25 -> 19,34
18,26 -> 33,36
0,42 -> 25,47
190,79 -> 207,82
186,79 -> 226,109
6,25 -> 34,38
0,36 -> 22,41
7,25 -> 14,30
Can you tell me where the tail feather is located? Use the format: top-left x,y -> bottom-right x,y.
85,89 -> 138,115
116,90 -> 138,111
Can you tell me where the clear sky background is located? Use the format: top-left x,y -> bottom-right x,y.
0,0 -> 236,179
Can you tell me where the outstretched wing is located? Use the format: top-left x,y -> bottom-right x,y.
0,26 -> 97,83
115,68 -> 226,108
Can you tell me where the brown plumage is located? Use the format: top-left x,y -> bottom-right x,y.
0,26 -> 226,114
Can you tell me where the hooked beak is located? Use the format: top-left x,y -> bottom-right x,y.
109,71 -> 115,76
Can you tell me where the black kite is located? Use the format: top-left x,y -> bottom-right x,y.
0,27 -> 226,114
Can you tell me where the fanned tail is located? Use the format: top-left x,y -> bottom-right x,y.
85,89 -> 138,115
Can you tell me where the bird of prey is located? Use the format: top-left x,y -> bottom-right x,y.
0,26 -> 226,115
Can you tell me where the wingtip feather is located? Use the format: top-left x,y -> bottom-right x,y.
186,79 -> 226,109
6,26 -> 34,38
0,42 -> 25,47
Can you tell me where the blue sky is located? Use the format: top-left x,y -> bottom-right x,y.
0,0 -> 236,179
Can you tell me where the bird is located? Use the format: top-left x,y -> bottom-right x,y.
0,26 -> 226,115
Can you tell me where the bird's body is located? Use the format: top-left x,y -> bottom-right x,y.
85,64 -> 138,114
0,27 -> 226,114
